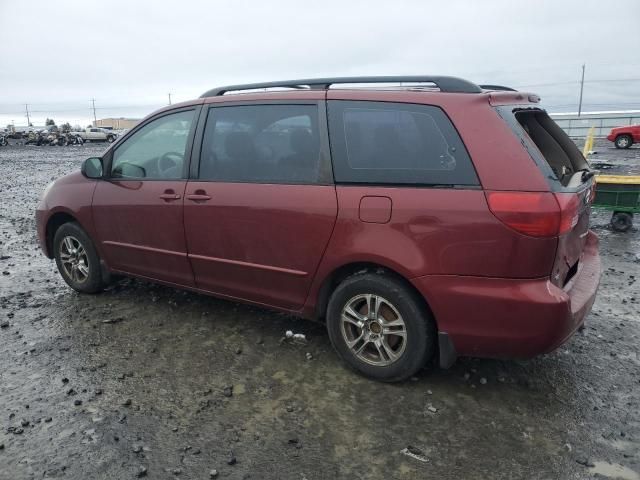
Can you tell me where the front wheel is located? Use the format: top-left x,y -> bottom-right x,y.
326,273 -> 436,382
611,212 -> 633,232
107,135 -> 115,143
53,222 -> 106,293
615,135 -> 632,149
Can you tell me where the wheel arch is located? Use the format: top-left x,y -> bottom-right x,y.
45,211 -> 80,259
312,261 -> 437,327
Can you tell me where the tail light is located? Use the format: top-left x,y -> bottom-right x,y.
486,191 -> 579,237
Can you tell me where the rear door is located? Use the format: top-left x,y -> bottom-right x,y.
183,102 -> 337,310
503,108 -> 595,286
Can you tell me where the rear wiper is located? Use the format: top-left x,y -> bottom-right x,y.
578,168 -> 595,182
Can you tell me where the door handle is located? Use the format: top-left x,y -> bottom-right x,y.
186,193 -> 211,201
186,189 -> 211,202
160,190 -> 180,200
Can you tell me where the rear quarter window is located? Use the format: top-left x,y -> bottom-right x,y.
327,100 -> 478,186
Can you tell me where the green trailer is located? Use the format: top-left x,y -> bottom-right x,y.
592,174 -> 640,232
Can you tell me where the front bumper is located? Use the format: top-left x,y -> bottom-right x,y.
606,134 -> 616,142
35,205 -> 50,258
412,231 -> 601,361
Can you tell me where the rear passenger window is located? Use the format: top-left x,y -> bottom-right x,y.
328,101 -> 478,185
199,105 -> 325,184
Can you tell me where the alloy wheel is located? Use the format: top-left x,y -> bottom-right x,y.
340,294 -> 407,366
59,235 -> 89,283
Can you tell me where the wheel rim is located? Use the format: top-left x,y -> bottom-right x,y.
340,294 -> 407,366
59,235 -> 89,283
618,137 -> 629,147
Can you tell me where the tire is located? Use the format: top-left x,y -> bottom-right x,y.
611,212 -> 633,232
615,135 -> 632,149
107,135 -> 115,143
53,222 -> 106,293
326,272 -> 436,382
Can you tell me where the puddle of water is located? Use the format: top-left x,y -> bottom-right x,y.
590,461 -> 640,480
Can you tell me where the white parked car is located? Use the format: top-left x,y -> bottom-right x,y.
76,128 -> 117,143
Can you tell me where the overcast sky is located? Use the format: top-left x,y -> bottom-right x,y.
1,0 -> 639,127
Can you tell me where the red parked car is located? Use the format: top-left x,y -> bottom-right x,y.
36,76 -> 601,382
607,124 -> 640,149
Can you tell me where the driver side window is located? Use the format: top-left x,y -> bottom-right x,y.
111,110 -> 195,179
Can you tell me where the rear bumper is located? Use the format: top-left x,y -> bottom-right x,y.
412,231 -> 601,361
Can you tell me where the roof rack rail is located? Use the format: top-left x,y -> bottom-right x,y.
200,76 -> 483,97
479,84 -> 517,92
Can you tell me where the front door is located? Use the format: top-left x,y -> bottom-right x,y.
92,108 -> 198,286
183,103 -> 337,310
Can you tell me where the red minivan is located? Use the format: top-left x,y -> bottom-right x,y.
36,76 -> 601,382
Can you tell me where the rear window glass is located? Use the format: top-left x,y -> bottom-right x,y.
512,109 -> 589,187
327,100 -> 478,185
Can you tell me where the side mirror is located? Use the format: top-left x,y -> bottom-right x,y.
81,157 -> 103,179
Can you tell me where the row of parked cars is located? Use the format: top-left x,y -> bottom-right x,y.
0,127 -> 125,147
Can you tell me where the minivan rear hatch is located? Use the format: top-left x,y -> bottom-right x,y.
497,107 -> 595,288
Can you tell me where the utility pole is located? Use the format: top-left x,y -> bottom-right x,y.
25,104 -> 31,126
91,98 -> 97,126
578,63 -> 585,117
168,93 -> 172,105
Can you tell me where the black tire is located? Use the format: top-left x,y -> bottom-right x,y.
615,135 -> 632,149
107,135 -> 115,143
326,272 -> 436,382
611,212 -> 633,232
53,222 -> 106,293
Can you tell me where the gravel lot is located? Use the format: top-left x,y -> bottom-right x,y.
0,139 -> 639,480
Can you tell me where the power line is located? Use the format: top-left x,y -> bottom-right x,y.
515,78 -> 640,89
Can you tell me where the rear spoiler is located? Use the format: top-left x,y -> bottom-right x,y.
479,84 -> 541,105
488,91 -> 541,106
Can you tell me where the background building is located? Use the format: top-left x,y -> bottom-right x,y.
93,117 -> 140,130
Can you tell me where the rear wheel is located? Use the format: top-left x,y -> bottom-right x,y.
326,272 -> 435,382
53,222 -> 106,293
611,212 -> 633,232
107,135 -> 115,143
615,135 -> 632,149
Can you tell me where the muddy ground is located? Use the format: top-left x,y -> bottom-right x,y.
0,139 -> 639,480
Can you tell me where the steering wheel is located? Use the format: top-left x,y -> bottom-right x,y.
157,151 -> 183,177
